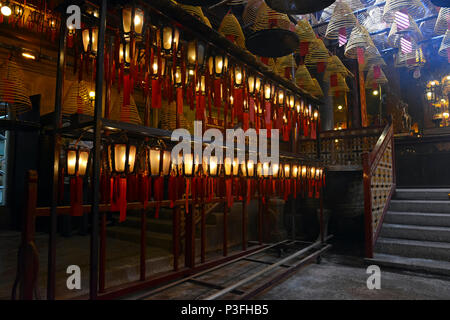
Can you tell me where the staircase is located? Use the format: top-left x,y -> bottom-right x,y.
369,188 -> 450,276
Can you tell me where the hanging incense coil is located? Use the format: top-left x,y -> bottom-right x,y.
387,14 -> 423,48
362,51 -> 386,71
309,78 -> 324,97
329,74 -> 350,95
365,65 -> 388,89
160,101 -> 193,132
363,0 -> 388,44
394,42 -> 426,68
265,0 -> 336,14
242,0 -> 264,32
434,8 -> 450,36
325,1 -> 357,40
110,93 -> 143,125
246,1 -> 299,57
325,55 -> 351,77
0,58 -> 32,115
344,24 -> 378,60
304,38 -> 329,67
295,19 -> 316,42
295,64 -> 315,89
218,12 -> 246,48
62,80 -> 93,116
276,54 -> 297,79
382,0 -> 425,23
179,4 -> 212,27
438,30 -> 450,61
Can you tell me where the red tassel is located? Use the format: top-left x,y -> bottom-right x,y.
226,178 -> 233,208
330,74 -> 338,87
185,178 -> 190,214
373,65 -> 381,79
151,79 -> 162,109
299,42 -> 309,56
317,62 -> 325,73
111,177 -> 128,222
70,176 -> 83,216
233,88 -> 244,122
177,87 -> 183,115
168,176 -> 176,208
139,175 -> 149,210
214,79 -> 222,109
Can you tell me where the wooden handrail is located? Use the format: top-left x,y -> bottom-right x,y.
363,122 -> 396,258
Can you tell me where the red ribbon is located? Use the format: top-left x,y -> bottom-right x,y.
70,176 -> 83,216
111,176 -> 127,222
299,42 -> 309,56
214,79 -> 221,109
152,79 -> 162,109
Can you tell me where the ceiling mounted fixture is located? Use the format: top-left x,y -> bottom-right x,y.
265,0 -> 336,14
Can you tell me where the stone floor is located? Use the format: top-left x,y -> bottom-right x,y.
257,254 -> 450,300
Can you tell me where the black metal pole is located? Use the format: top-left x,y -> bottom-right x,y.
90,0 -> 107,300
47,11 -> 67,300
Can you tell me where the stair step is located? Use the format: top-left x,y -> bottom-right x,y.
366,253 -> 450,277
384,211 -> 450,227
121,216 -> 173,234
389,200 -> 450,213
375,237 -> 450,261
394,189 -> 450,201
380,223 -> 450,242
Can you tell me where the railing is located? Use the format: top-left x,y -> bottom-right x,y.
299,127 -> 383,169
362,122 -> 396,258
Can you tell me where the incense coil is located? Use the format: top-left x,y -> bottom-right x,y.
325,55 -> 351,77
242,0 -> 264,32
438,30 -> 450,59
394,42 -> 426,69
0,58 -> 32,115
434,8 -> 450,36
295,19 -> 316,42
179,4 -> 212,27
218,12 -> 246,48
306,78 -> 324,97
382,0 -> 425,23
325,1 -> 357,40
365,65 -> 388,89
110,93 -> 143,125
275,54 -> 297,79
295,64 -> 315,89
160,101 -> 193,132
344,24 -> 378,59
329,74 -> 350,95
362,51 -> 386,71
252,2 -> 292,31
62,80 -> 93,116
387,14 -> 423,48
304,38 -> 329,66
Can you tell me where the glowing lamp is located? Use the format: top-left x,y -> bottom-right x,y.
283,163 -> 291,179
291,165 -> 298,179
108,143 -> 137,175
82,27 -> 98,55
161,25 -> 180,57
122,5 -> 145,40
234,66 -> 243,87
66,147 -> 90,177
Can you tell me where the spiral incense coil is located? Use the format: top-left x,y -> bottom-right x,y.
110,93 -> 143,125
295,64 -> 315,89
363,0 -> 388,44
362,51 -> 387,71
394,42 -> 426,68
179,4 -> 212,27
387,14 -> 423,48
253,1 -> 292,31
309,78 -> 324,97
0,58 -> 32,115
242,0 -> 264,32
325,55 -> 351,77
438,30 -> 450,60
325,1 -> 357,40
62,80 -> 93,116
344,24 -> 378,60
434,8 -> 450,36
329,74 -> 350,95
160,101 -> 193,132
275,54 -> 297,79
304,38 -> 329,67
295,19 -> 316,42
218,12 -> 246,48
382,0 -> 425,23
365,65 -> 388,89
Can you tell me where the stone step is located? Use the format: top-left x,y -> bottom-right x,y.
380,223 -> 450,242
389,200 -> 450,213
375,237 -> 450,261
384,211 -> 450,227
366,253 -> 450,277
394,189 -> 450,201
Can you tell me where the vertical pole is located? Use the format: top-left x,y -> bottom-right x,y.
223,203 -> 228,257
319,189 -> 324,244
140,210 -> 147,280
258,196 -> 263,245
201,203 -> 206,263
90,0 -> 107,300
98,213 -> 106,293
173,206 -> 180,271
185,203 -> 195,268
242,195 -> 247,251
47,10 -> 67,300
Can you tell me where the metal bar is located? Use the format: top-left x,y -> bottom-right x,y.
188,279 -> 245,295
140,210 -> 147,281
131,241 -> 285,300
47,8 -> 67,300
243,258 -> 291,268
239,244 -> 332,300
173,206 -> 180,271
89,0 -> 107,300
98,213 -> 106,293
204,239 -> 328,300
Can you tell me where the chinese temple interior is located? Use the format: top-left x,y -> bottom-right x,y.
1,0 -> 450,301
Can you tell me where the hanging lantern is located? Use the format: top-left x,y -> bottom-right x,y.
224,157 -> 233,177
1,1 -> 12,16
288,95 -> 295,109
66,147 -> 90,177
283,163 -> 291,179
208,53 -> 228,78
271,162 -> 280,178
161,25 -> 180,57
119,41 -> 131,66
12,3 -> 24,18
301,165 -> 307,180
291,164 -> 298,179
425,80 -> 440,103
174,65 -> 183,88
313,109 -> 319,121
264,82 -> 273,100
150,55 -> 166,79
108,143 -> 137,175
182,153 -> 195,177
148,146 -> 171,177
82,27 -> 99,56
234,65 -> 243,87
205,155 -> 221,177
122,4 -> 145,41
187,40 -> 206,71
277,89 -> 285,105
